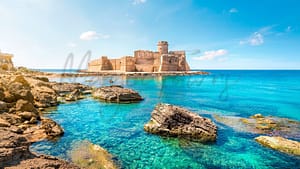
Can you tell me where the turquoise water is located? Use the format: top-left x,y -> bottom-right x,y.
31,70 -> 300,169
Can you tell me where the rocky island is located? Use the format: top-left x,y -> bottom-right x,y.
92,85 -> 143,103
144,103 -> 217,142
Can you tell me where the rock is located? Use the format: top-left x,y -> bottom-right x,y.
6,82 -> 34,103
0,128 -> 31,167
16,111 -> 38,121
144,103 -> 217,142
0,118 -> 11,127
0,128 -> 79,168
82,90 -> 92,95
92,85 -> 143,103
255,136 -> 300,156
66,89 -> 81,101
30,81 -> 58,108
70,140 -> 118,169
10,75 -> 30,88
4,155 -> 80,169
40,118 -> 64,137
0,101 -> 9,113
251,113 -> 264,119
51,82 -> 90,94
213,114 -> 300,139
0,113 -> 23,125
15,99 -> 35,112
0,86 -> 5,101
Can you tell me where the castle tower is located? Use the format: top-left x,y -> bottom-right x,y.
157,41 -> 168,54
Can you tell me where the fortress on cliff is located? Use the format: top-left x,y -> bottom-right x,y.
0,50 -> 14,71
88,41 -> 190,72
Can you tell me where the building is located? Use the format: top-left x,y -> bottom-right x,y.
0,50 -> 14,71
88,41 -> 190,72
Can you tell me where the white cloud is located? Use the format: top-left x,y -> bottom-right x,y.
229,8 -> 238,13
133,0 -> 147,5
240,32 -> 264,46
193,49 -> 228,61
79,31 -> 110,41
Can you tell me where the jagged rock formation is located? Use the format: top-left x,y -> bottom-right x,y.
255,136 -> 300,156
92,85 -> 143,103
144,103 -> 217,142
70,140 -> 119,169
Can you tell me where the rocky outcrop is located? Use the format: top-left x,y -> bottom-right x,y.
255,136 -> 300,156
0,128 -> 79,169
65,89 -> 83,101
92,85 -> 143,103
0,73 -> 90,168
70,140 -> 118,169
213,114 -> 300,139
144,103 -> 217,142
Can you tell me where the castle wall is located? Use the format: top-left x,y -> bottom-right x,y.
87,41 -> 190,72
120,56 -> 136,72
159,55 -> 180,71
109,59 -> 121,70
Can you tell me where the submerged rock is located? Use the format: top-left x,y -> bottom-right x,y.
70,140 -> 119,169
92,85 -> 143,103
144,103 -> 217,142
255,136 -> 300,156
213,114 -> 300,139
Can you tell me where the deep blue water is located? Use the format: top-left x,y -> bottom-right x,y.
31,70 -> 300,169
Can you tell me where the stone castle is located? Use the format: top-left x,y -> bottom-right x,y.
88,41 -> 190,72
0,50 -> 14,71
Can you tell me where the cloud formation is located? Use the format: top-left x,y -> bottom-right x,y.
229,8 -> 238,13
79,31 -> 110,41
132,0 -> 147,5
240,32 -> 264,46
193,49 -> 228,61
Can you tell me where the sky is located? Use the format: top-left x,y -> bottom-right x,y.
0,0 -> 300,69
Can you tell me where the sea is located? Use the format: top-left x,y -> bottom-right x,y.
30,70 -> 300,169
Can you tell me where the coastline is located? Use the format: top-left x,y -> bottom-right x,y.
47,70 -> 210,78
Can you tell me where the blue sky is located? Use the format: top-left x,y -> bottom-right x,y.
0,0 -> 299,69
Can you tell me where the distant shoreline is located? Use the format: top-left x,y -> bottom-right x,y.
47,70 -> 210,78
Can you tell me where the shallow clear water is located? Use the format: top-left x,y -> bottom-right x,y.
31,70 -> 300,169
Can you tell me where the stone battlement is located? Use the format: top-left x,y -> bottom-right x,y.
88,41 -> 190,72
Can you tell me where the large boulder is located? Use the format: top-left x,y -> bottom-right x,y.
144,103 -> 217,142
25,77 -> 58,108
255,136 -> 300,156
92,85 -> 143,103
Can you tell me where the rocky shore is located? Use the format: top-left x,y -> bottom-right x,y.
0,70 -> 95,168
